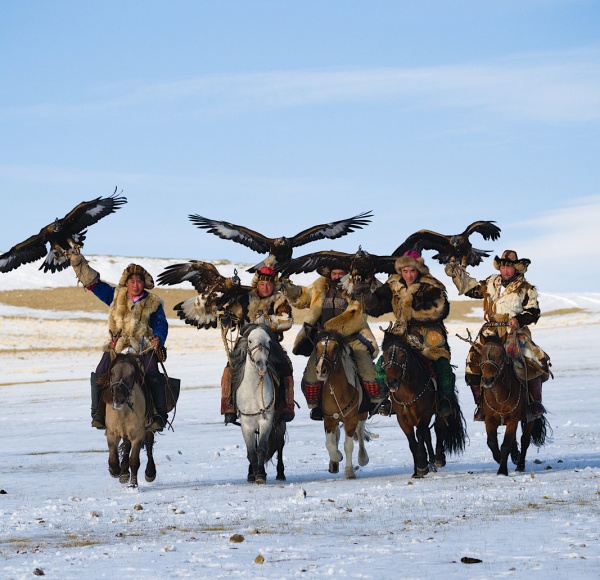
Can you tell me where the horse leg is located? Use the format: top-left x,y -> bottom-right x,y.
253,419 -> 273,484
355,419 -> 369,468
241,423 -> 260,483
144,431 -> 156,483
422,422 -> 437,472
516,420 -> 534,472
414,422 -> 430,478
433,419 -> 446,468
485,418 -> 502,465
247,463 -> 255,483
119,439 -> 132,484
342,427 -> 357,479
128,438 -> 143,488
497,419 -> 519,476
275,421 -> 286,481
325,422 -> 343,474
106,431 -> 121,478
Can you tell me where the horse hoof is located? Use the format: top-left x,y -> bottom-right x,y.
435,455 -> 446,468
276,473 -> 286,481
515,464 -> 525,473
413,468 -> 428,478
345,473 -> 357,480
329,461 -> 339,474
247,474 -> 256,483
119,474 -> 130,484
497,467 -> 509,476
255,477 -> 266,485
145,472 -> 156,483
128,482 -> 138,489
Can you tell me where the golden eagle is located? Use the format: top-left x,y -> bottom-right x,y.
0,189 -> 127,274
392,221 -> 501,267
277,247 -> 398,282
157,261 -> 251,330
188,211 -> 373,271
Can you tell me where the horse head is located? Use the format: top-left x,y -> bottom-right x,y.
314,331 -> 347,382
479,332 -> 509,389
381,332 -> 410,392
245,325 -> 272,376
108,353 -> 142,411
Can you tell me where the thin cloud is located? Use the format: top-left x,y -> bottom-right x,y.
2,47 -> 600,124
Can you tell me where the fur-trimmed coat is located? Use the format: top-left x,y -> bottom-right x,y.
362,273 -> 450,361
287,276 -> 378,357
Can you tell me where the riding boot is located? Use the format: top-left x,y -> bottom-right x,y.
282,375 -> 295,422
433,357 -> 454,418
470,384 -> 484,422
147,374 -> 168,432
528,376 -> 546,417
302,380 -> 323,421
90,372 -> 105,429
220,365 -> 237,425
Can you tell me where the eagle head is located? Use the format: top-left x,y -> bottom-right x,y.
450,235 -> 462,247
52,219 -> 62,233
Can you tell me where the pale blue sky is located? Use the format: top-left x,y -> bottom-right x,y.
1,1 -> 599,292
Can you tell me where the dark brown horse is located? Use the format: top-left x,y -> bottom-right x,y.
99,354 -> 156,488
314,331 -> 369,479
381,331 -> 466,478
469,332 -> 549,476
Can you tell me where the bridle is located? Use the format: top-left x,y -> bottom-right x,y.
381,343 -> 408,379
109,357 -> 142,411
480,342 -> 509,387
316,335 -> 341,377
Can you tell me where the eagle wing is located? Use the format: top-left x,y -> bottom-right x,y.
189,214 -> 271,254
60,190 -> 127,234
392,230 -> 451,257
462,220 -> 501,241
289,211 -> 373,248
0,231 -> 49,273
276,250 -> 354,277
157,260 -> 250,329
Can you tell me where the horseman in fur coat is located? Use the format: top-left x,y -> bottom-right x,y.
282,267 -> 381,421
445,249 -> 550,421
220,263 -> 296,425
355,250 -> 459,418
70,252 -> 169,432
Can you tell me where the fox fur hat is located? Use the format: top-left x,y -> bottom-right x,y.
394,250 -> 430,276
493,250 -> 530,273
251,255 -> 277,287
118,264 -> 155,290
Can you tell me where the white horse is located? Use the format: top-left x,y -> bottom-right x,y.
231,324 -> 287,484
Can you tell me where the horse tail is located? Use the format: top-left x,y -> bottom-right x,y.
356,424 -> 377,443
437,406 -> 468,456
530,415 -> 551,448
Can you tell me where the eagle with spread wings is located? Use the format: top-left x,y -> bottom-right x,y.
392,221 -> 501,267
157,261 -> 251,330
277,247 -> 398,283
188,211 -> 373,271
0,189 -> 127,274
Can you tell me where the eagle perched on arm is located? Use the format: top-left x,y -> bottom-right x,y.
188,211 -> 373,271
0,189 -> 127,274
392,221 -> 501,267
157,261 -> 251,330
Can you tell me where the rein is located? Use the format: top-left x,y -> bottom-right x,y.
480,345 -> 524,420
109,357 -> 142,411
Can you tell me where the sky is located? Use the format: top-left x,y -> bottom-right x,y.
1,1 -> 600,293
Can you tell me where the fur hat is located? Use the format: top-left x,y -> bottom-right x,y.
394,250 -> 430,276
118,264 -> 155,289
493,250 -> 530,273
256,266 -> 276,283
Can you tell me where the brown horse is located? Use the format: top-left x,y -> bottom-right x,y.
470,331 -> 549,476
99,353 -> 156,488
381,331 -> 467,478
314,331 -> 369,479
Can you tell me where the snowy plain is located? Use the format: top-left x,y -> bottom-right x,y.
1,256 -> 599,579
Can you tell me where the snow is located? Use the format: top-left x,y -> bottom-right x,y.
1,257 -> 599,578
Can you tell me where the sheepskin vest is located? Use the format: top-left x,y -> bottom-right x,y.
290,276 -> 378,357
104,286 -> 163,354
482,274 -> 539,326
247,290 -> 293,337
387,273 -> 450,361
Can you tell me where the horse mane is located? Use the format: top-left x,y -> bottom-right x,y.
230,323 -> 287,393
382,331 -> 410,351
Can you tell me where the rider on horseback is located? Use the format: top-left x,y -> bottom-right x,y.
70,252 -> 169,432
220,261 -> 296,425
354,250 -> 458,418
445,249 -> 550,421
282,266 -> 382,421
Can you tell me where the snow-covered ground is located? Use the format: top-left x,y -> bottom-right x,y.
1,257 -> 599,579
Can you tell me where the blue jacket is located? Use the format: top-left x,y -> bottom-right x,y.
90,280 -> 168,347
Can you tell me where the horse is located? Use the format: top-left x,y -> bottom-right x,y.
231,324 -> 287,484
313,330 -> 369,479
99,353 -> 156,488
469,331 -> 549,476
380,331 -> 466,478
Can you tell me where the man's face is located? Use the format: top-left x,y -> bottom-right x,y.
401,266 -> 419,286
331,269 -> 347,281
256,280 -> 275,297
126,275 -> 145,298
500,264 -> 516,281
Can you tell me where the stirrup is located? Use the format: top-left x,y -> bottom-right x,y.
91,414 -> 105,430
530,402 -> 546,418
377,399 -> 391,416
437,397 -> 452,418
150,414 -> 166,432
473,405 -> 484,422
